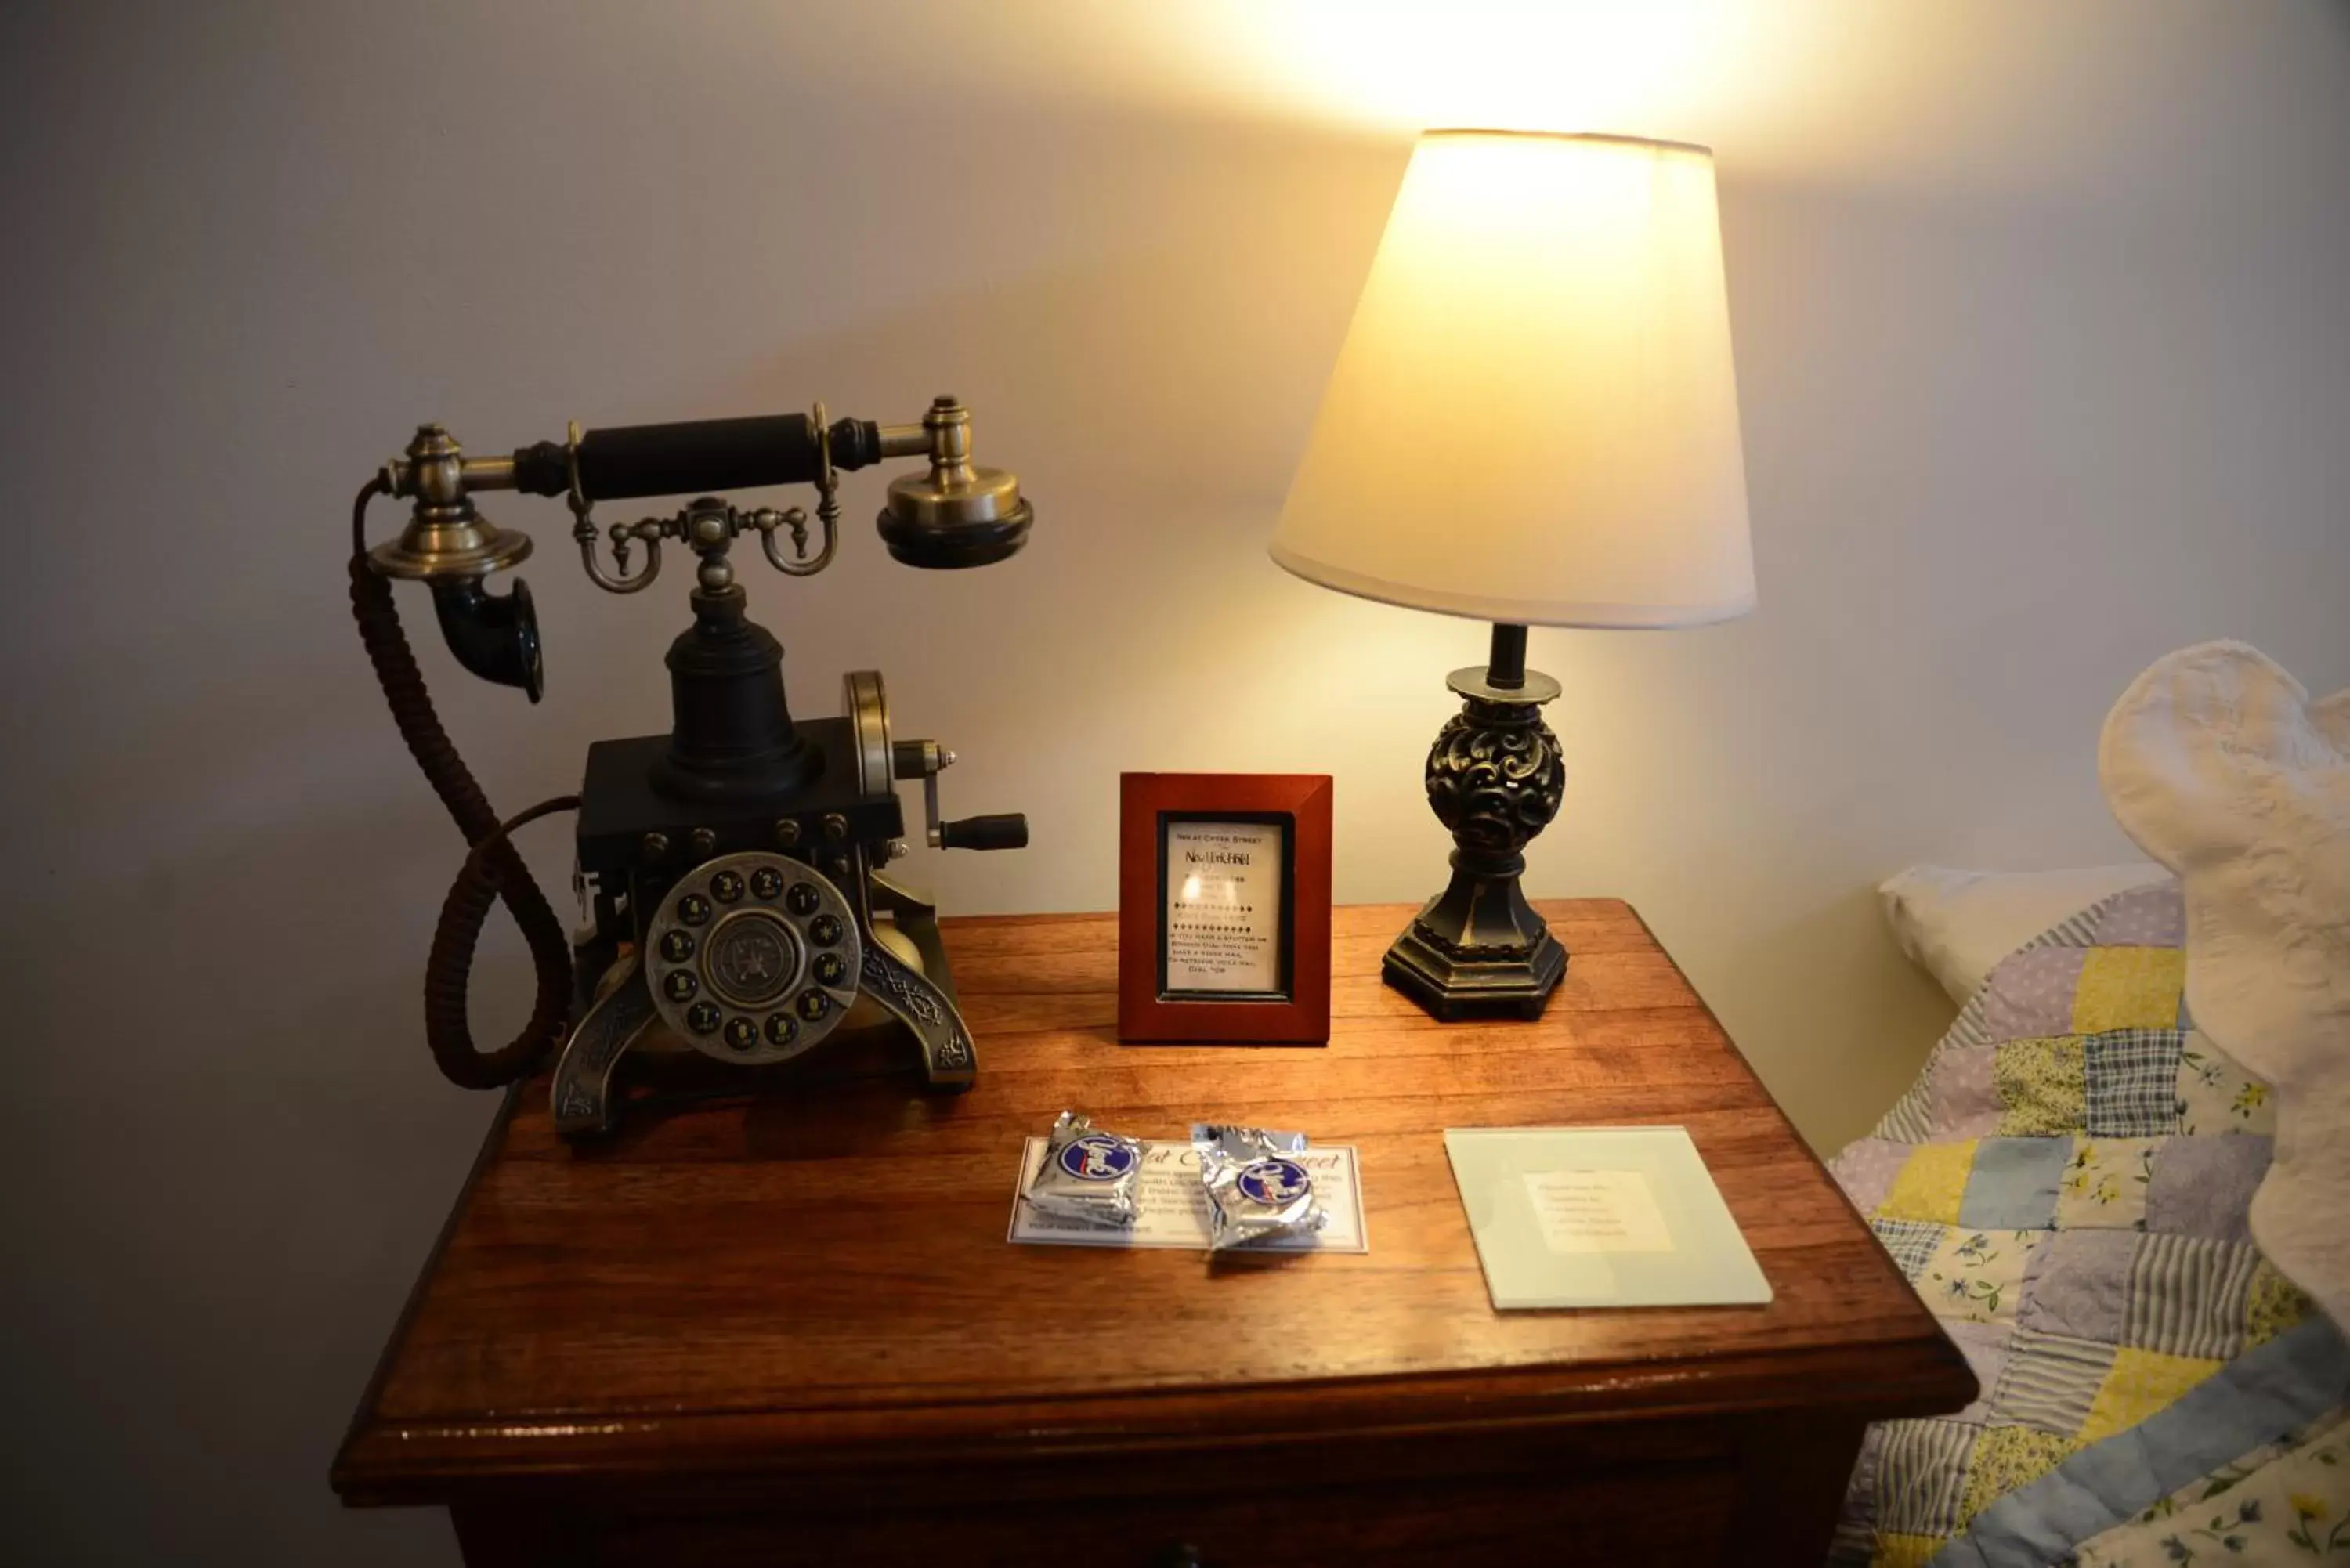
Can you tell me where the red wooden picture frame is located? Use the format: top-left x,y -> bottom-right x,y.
1117,773 -> 1332,1044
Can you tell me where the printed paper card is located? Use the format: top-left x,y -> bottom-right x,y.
1007,1137 -> 1368,1252
1161,818 -> 1285,995
1521,1169 -> 1676,1254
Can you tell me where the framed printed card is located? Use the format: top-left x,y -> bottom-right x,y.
1117,773 -> 1332,1044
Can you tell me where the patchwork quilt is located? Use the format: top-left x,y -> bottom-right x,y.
1828,881 -> 2350,1566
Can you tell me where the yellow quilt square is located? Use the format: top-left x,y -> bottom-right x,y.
1958,1425 -> 2076,1524
1880,1140 -> 1980,1226
1872,1533 -> 1948,1568
2246,1259 -> 2315,1347
2077,1347 -> 2222,1443
1995,1036 -> 2087,1135
2071,948 -> 2186,1034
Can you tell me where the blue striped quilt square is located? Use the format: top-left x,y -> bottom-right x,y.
2124,1234 -> 2262,1360
1987,1329 -> 2117,1435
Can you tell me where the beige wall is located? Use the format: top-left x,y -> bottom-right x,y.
3,2 -> 2346,1560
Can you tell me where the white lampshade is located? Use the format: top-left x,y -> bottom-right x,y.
1271,131 -> 1755,629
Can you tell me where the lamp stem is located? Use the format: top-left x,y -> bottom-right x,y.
1486,622 -> 1528,689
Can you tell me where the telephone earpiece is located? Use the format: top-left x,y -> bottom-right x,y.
429,576 -> 544,703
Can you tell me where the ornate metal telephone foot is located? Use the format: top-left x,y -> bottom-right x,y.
856,925 -> 978,1090
864,871 -> 978,1089
552,959 -> 658,1139
1383,625 -> 1569,1023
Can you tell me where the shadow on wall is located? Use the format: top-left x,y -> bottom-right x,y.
0,106 -> 1429,1568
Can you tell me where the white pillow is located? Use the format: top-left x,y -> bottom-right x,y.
1878,862 -> 2170,1003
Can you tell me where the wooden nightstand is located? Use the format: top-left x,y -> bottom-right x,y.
335,901 -> 1973,1566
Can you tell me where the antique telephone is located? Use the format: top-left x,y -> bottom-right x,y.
349,396 -> 1031,1137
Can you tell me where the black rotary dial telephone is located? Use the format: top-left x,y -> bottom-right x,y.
349,396 -> 1032,1136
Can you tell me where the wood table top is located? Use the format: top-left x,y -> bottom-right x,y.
335,901 -> 1972,1505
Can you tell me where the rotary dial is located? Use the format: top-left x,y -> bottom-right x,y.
643,851 -> 862,1064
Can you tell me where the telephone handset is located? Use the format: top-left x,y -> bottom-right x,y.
350,396 -> 1032,1136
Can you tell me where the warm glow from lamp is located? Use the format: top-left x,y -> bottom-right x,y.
1271,130 -> 1754,627
1214,0 -> 1742,139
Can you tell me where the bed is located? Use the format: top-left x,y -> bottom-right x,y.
1827,642 -> 2350,1566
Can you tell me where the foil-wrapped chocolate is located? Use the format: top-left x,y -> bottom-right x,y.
1192,1124 -> 1328,1250
1024,1111 -> 1144,1227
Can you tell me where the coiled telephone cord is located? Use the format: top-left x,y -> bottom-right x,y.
349,475 -> 577,1089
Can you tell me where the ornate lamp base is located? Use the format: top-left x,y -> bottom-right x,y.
1385,869 -> 1567,1021
1383,623 -> 1568,1023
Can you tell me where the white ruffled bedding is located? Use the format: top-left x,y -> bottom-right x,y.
2102,641 -> 2350,1333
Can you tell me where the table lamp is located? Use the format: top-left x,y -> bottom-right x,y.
1271,129 -> 1755,1021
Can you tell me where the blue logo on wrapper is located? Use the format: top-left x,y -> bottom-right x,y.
1057,1133 -> 1137,1182
1237,1157 -> 1311,1206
